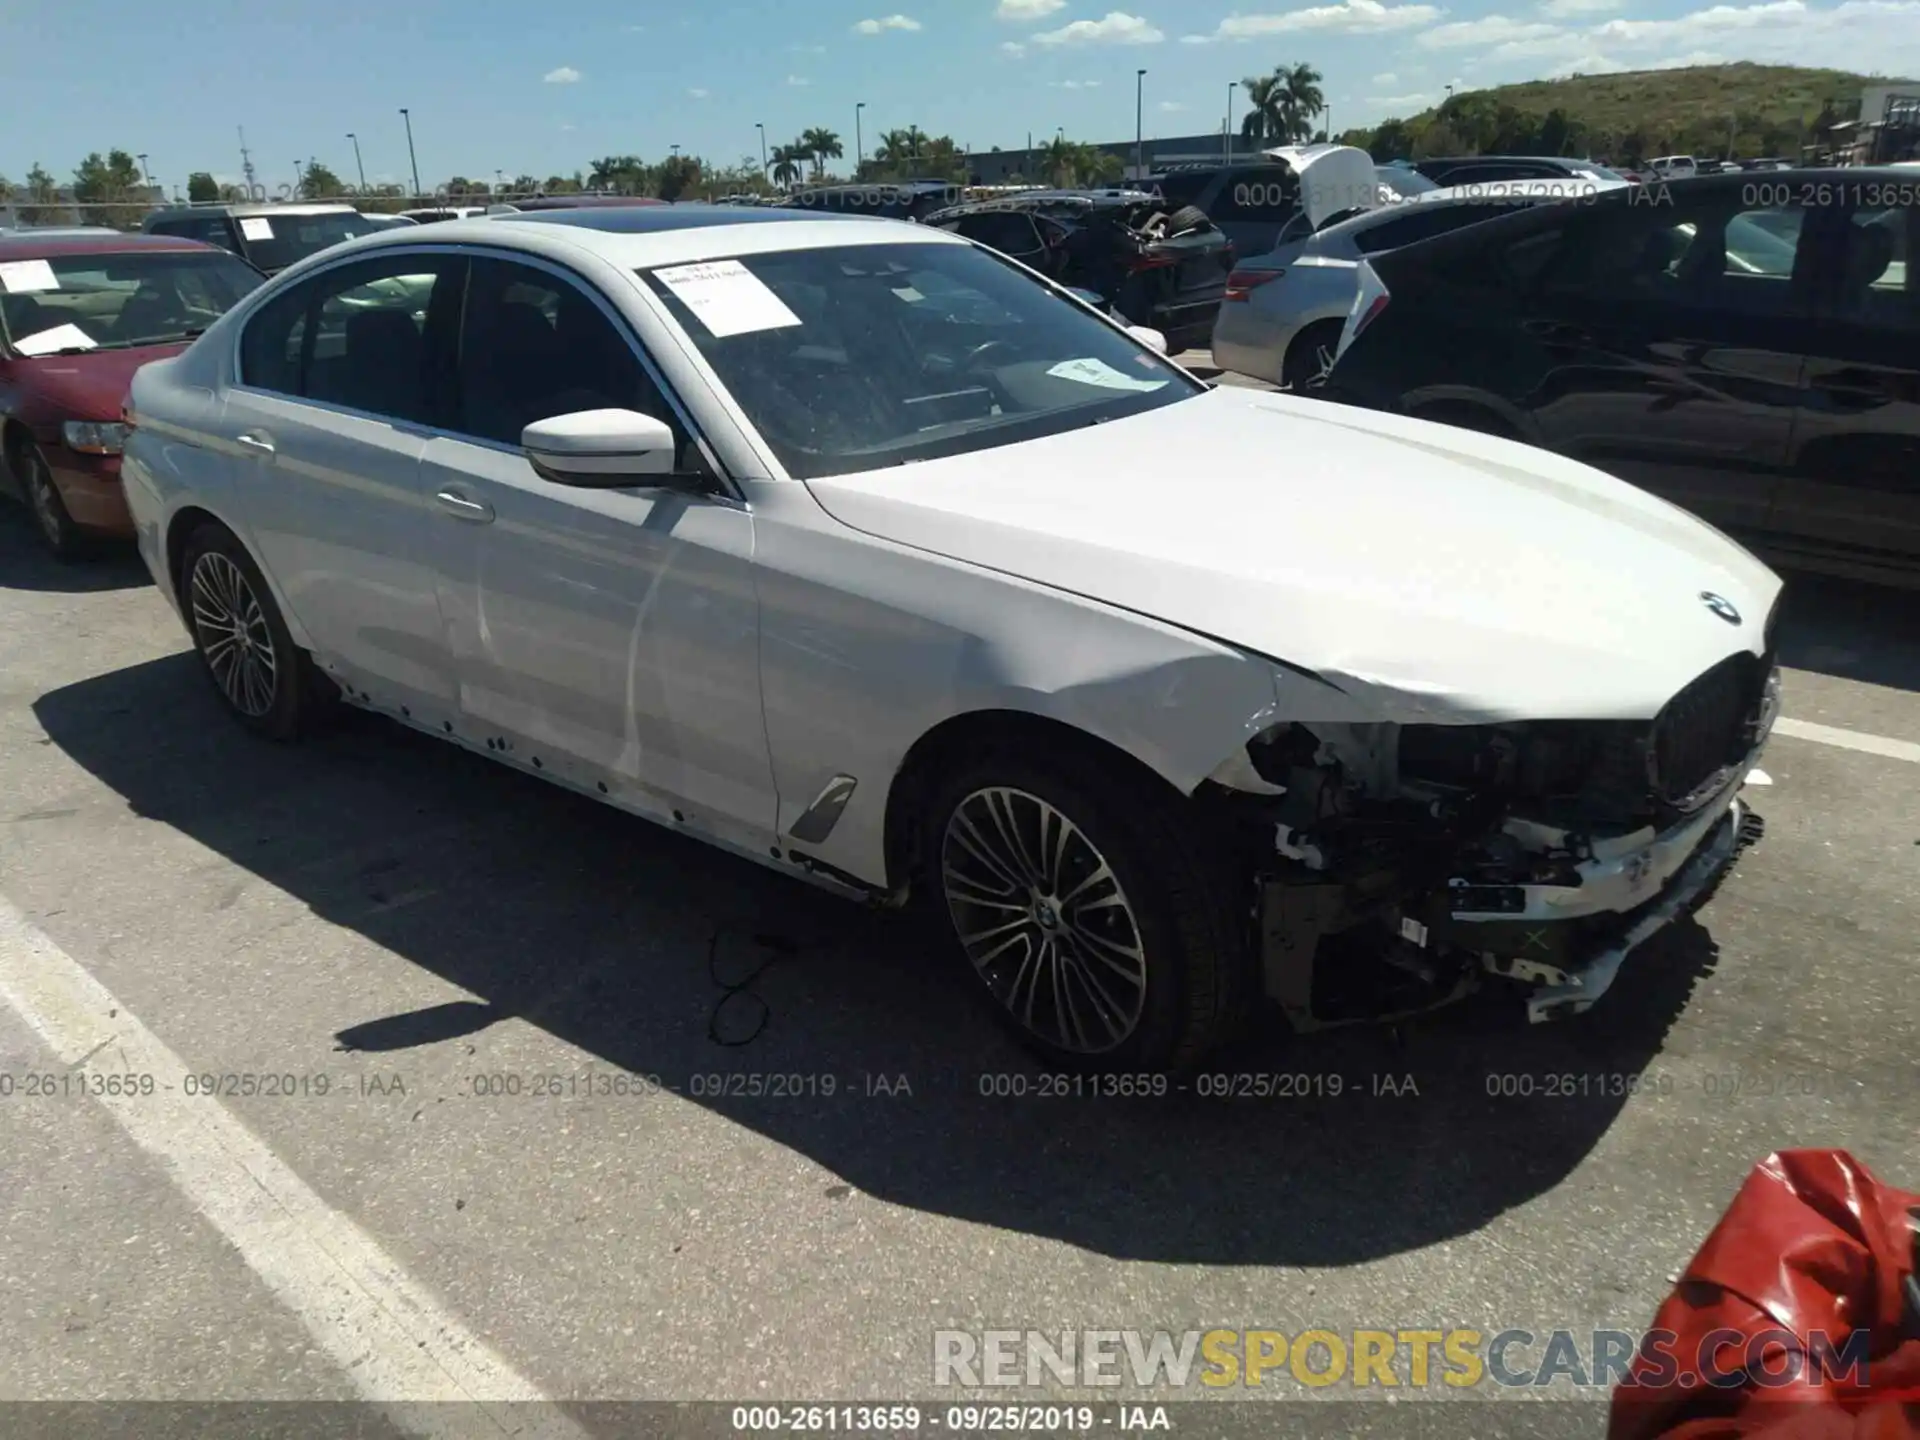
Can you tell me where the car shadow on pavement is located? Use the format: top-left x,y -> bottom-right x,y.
1773,569 -> 1920,694
0,507 -> 151,593
37,655 -> 1725,1268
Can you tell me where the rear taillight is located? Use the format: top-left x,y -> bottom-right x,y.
1351,291 -> 1389,339
1126,253 -> 1179,273
1223,268 -> 1284,302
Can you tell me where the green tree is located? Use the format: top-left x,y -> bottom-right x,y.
187,171 -> 220,203
1369,118 -> 1414,160
299,162 -> 347,199
72,149 -> 146,228
20,164 -> 63,224
799,127 -> 843,181
1240,63 -> 1325,146
543,174 -> 584,194
587,154 -> 648,192
655,154 -> 702,201
769,143 -> 806,188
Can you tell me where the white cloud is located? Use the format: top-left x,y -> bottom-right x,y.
688,87 -> 710,98
1371,69 -> 1399,83
1366,89 -> 1436,107
1537,0 -> 1621,13
787,74 -> 812,85
1051,78 -> 1104,86
1420,14 -> 1563,44
853,13 -> 922,32
1158,99 -> 1187,109
1181,0 -> 1441,41
1463,0 -> 1920,78
1001,39 -> 1028,54
996,0 -> 1067,17
1032,10 -> 1166,44
543,65 -> 581,83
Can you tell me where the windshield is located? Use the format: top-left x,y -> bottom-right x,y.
1377,166 -> 1440,197
236,211 -> 367,271
640,241 -> 1202,479
0,249 -> 264,354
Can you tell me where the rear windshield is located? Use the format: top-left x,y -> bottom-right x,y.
236,212 -> 367,271
1,249 -> 265,354
640,241 -> 1201,479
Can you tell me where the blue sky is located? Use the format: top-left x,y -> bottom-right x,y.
4,0 -> 1914,194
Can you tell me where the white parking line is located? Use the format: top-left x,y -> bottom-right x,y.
0,894 -> 590,1440
1775,717 -> 1920,765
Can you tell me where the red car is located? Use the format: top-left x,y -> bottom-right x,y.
1,231 -> 263,558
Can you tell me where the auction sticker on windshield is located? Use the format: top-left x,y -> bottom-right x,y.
240,217 -> 274,241
1047,357 -> 1167,393
654,259 -> 802,338
13,323 -> 97,356
0,259 -> 60,294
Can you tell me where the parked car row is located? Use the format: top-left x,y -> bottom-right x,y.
1308,166 -> 1920,588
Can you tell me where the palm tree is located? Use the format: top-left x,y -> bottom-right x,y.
1240,63 -> 1326,146
768,144 -> 804,188
799,126 -> 843,181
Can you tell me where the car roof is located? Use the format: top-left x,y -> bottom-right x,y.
146,202 -> 357,220
261,204 -> 962,278
923,190 -> 1156,222
0,231 -> 216,260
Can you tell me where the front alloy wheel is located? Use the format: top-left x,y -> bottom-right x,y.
941,786 -> 1150,1056
189,549 -> 280,718
21,445 -> 84,559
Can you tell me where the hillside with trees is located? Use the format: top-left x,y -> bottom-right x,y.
1336,62 -> 1899,164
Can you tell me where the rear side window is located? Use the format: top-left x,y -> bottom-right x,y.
1355,205 -> 1502,254
957,212 -> 1045,257
238,278 -> 313,394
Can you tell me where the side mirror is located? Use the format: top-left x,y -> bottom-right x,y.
523,409 -> 683,488
1126,323 -> 1168,355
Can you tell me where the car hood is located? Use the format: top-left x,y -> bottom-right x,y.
11,343 -> 186,420
804,386 -> 1782,724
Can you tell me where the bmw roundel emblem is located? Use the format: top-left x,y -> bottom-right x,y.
1700,592 -> 1742,625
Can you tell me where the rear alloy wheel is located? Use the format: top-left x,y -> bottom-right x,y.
925,749 -> 1251,1072
19,444 -> 86,560
1281,321 -> 1343,393
181,524 -> 327,740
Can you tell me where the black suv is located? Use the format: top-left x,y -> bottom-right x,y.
1323,167 -> 1920,587
782,181 -> 966,223
1405,155 -> 1627,186
923,191 -> 1234,354
141,203 -> 368,275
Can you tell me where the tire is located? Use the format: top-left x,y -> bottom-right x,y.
1281,321 -> 1343,393
16,442 -> 87,561
179,522 -> 331,741
921,744 -> 1253,1073
1159,204 -> 1211,236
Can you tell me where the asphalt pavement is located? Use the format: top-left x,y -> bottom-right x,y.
2,441 -> 1917,1438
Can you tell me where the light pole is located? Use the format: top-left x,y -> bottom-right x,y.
1225,81 -> 1233,162
347,133 -> 367,190
855,102 -> 865,179
1135,69 -> 1147,182
756,121 -> 767,178
399,107 -> 421,199
136,153 -> 152,186
293,159 -> 305,196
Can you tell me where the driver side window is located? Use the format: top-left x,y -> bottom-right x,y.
455,258 -> 683,456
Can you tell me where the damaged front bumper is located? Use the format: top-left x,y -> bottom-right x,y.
1257,775 -> 1762,1030
1473,791 -> 1749,1022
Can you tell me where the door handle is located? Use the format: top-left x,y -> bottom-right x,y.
434,489 -> 495,523
234,431 -> 275,455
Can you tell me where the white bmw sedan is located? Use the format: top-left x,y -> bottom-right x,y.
122,205 -> 1781,1071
